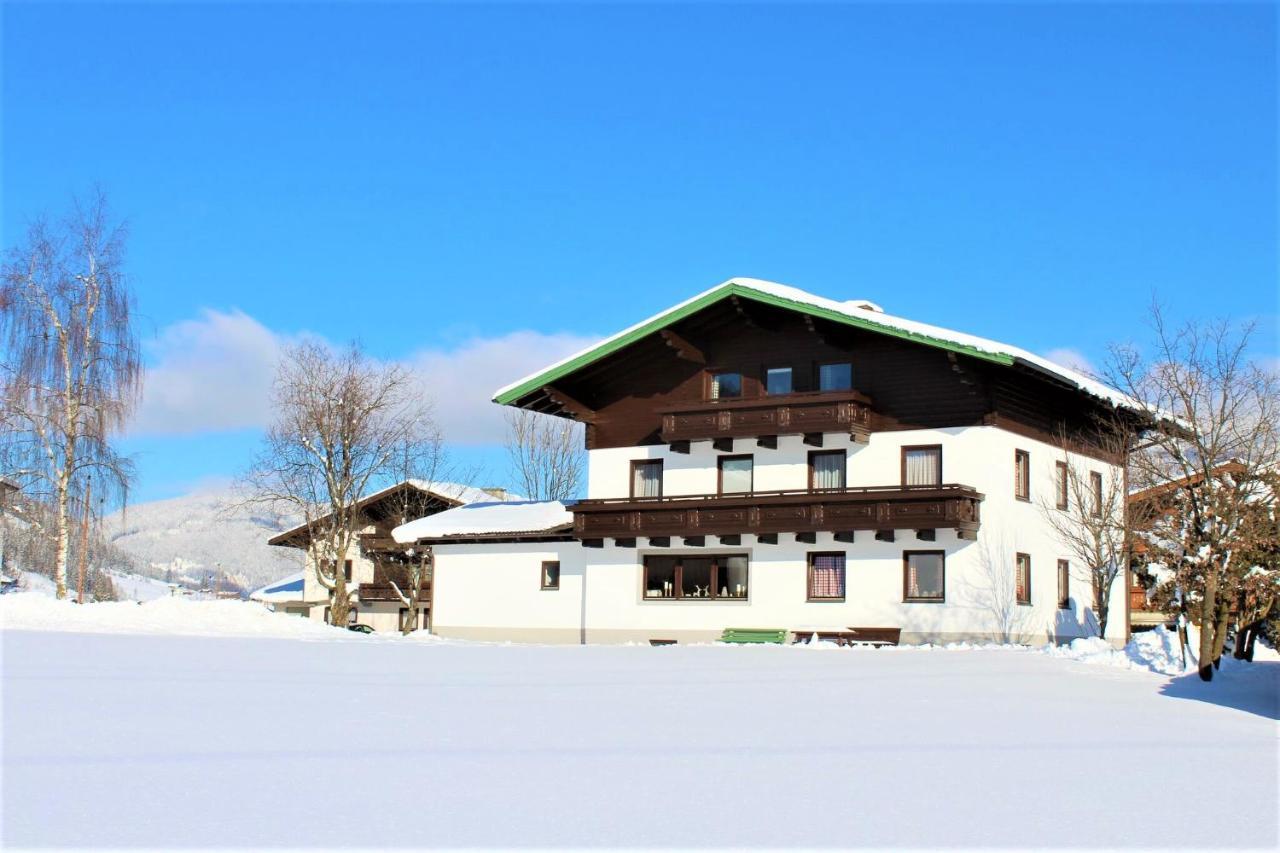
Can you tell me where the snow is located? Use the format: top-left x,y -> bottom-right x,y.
2,610 -> 1276,849
104,569 -> 175,602
392,499 -> 574,543
493,277 -> 1150,416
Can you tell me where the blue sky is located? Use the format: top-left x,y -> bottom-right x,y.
4,2 -> 1276,504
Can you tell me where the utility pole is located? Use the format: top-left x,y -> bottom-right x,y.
76,474 -> 92,604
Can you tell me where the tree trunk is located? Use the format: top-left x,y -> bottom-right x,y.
1197,569 -> 1217,682
1211,597 -> 1230,670
53,482 -> 70,600
1095,574 -> 1109,640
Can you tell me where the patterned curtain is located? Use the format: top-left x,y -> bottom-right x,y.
809,554 -> 845,598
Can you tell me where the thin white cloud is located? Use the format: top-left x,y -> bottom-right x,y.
1042,347 -> 1098,378
131,309 -> 599,446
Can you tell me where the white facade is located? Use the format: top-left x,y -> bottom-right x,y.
430,425 -> 1128,646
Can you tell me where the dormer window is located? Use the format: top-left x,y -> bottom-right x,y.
709,371 -> 741,400
765,367 -> 793,395
818,362 -> 852,392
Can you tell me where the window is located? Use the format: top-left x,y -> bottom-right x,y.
344,560 -> 353,582
631,460 -> 663,498
1014,450 -> 1030,501
541,561 -> 561,591
809,450 -> 846,490
818,362 -> 852,392
902,445 -> 942,486
765,367 -> 793,395
1016,553 -> 1031,605
903,551 -> 945,602
348,607 -> 359,625
1090,471 -> 1103,518
643,555 -> 748,600
710,371 -> 742,399
808,552 -> 846,601
398,607 -> 418,632
421,609 -> 430,631
1055,461 -> 1069,510
323,606 -> 331,625
1057,560 -> 1070,609
718,455 -> 754,494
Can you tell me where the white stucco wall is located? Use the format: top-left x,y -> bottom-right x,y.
434,425 -> 1127,646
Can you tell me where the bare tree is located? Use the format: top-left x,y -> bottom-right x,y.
967,528 -> 1036,643
1108,304 -> 1280,681
504,409 -> 584,501
1039,435 -> 1132,640
241,341 -> 437,627
0,191 -> 141,598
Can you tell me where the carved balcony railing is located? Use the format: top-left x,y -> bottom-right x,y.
571,484 -> 982,541
357,582 -> 431,603
657,390 -> 873,448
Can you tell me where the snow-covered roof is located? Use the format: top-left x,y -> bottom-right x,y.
392,501 -> 575,544
492,277 -> 1146,414
249,571 -> 306,603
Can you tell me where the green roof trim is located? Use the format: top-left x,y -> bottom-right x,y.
492,282 -> 1016,406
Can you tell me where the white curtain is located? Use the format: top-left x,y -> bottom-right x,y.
812,452 -> 845,489
633,462 -> 661,497
904,448 -> 941,485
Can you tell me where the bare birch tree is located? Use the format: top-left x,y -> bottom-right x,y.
0,191 -> 141,598
1107,305 -> 1280,681
241,342 -> 436,627
1038,436 -> 1132,639
505,409 -> 584,501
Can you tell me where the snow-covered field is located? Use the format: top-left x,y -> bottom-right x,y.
2,597 -> 1276,850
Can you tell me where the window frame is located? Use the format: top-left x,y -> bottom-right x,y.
764,365 -> 794,396
541,560 -> 561,591
1090,471 -> 1104,518
817,361 -> 853,392
642,554 -> 749,601
806,551 -> 847,602
1057,559 -> 1070,610
1015,552 -> 1032,606
629,459 -> 664,498
1055,461 -> 1069,510
900,444 -> 943,487
707,369 -> 743,400
808,449 -> 847,490
717,454 -> 755,495
902,550 -> 946,603
1014,450 -> 1031,502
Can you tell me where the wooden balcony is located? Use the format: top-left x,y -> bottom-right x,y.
658,391 -> 873,448
571,484 -> 982,541
357,582 -> 430,603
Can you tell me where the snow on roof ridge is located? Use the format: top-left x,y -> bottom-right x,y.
392,500 -> 574,544
491,277 -> 1145,414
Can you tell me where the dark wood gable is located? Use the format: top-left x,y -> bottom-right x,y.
517,298 -> 1122,459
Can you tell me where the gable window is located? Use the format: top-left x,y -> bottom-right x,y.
765,367 -> 793,395
902,445 -> 942,486
631,460 -> 663,498
1016,553 -> 1031,605
710,371 -> 742,400
718,455 -> 754,494
1055,461 -> 1069,510
903,551 -> 945,602
643,554 -> 748,600
809,450 -> 846,490
818,362 -> 852,392
807,552 -> 846,601
1090,472 -> 1103,518
541,561 -> 561,591
1057,560 -> 1070,609
1014,450 -> 1031,501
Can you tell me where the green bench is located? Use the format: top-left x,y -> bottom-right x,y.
718,628 -> 788,644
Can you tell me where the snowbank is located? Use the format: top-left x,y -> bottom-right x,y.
0,592 -> 355,640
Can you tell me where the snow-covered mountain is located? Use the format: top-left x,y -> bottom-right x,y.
105,489 -> 303,590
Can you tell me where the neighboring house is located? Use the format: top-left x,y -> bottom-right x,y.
394,278 -> 1147,646
249,571 -> 308,615
0,477 -> 19,577
267,481 -> 518,632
